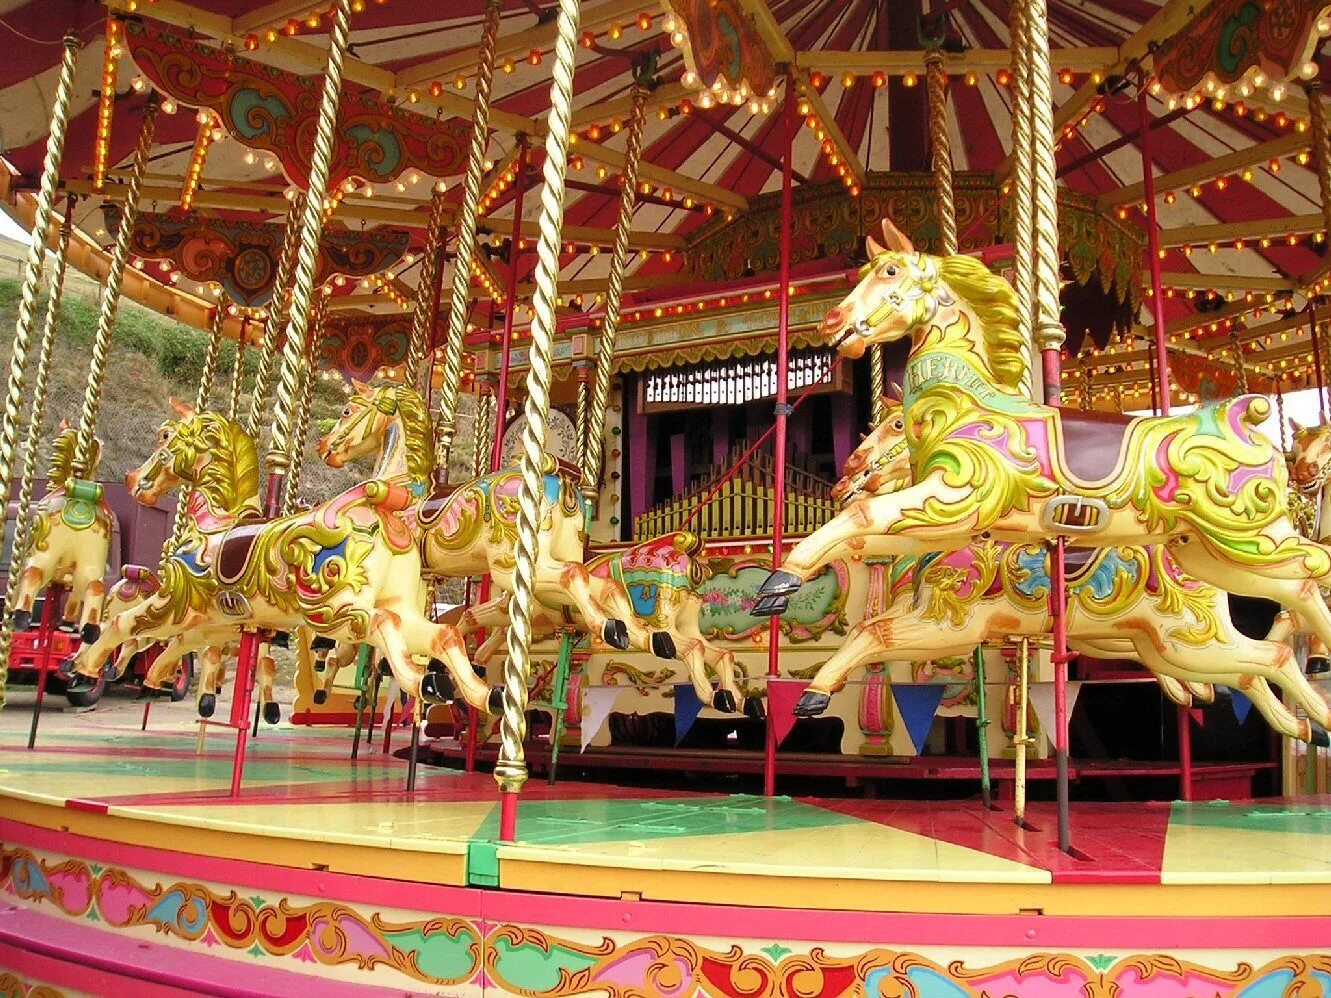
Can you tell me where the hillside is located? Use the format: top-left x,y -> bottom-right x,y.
0,237 -> 479,498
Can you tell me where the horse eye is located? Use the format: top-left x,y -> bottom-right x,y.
886,266 -> 897,277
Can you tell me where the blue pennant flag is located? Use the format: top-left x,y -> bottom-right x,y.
674,683 -> 705,745
892,683 -> 948,755
1231,688 -> 1253,725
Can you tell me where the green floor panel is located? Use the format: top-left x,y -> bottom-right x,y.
1171,801 -> 1331,837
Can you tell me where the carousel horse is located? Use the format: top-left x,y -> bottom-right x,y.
756,219 -> 1331,698
460,531 -> 752,714
11,425 -> 113,643
1269,417 -> 1331,674
65,402 -> 495,714
791,398 -> 1329,744
104,565 -> 282,722
316,381 -> 675,666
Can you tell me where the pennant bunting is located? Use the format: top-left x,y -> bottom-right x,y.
1230,688 -> 1253,724
579,687 -> 622,752
1027,681 -> 1085,748
674,684 -> 705,745
891,683 -> 948,755
766,679 -> 810,747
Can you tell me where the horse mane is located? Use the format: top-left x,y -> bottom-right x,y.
170,412 -> 260,516
936,254 -> 1026,390
46,429 -> 98,486
370,383 -> 437,484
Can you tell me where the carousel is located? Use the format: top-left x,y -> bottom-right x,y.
1,0 -> 1330,993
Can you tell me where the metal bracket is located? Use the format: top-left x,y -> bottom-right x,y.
1039,495 -> 1111,535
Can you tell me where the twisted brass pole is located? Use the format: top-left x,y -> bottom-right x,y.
406,189 -> 449,387
435,0 -> 504,474
1305,80 -> 1331,240
870,346 -> 887,423
925,49 -> 957,256
0,201 -> 76,686
0,38 -> 80,641
581,83 -> 647,501
228,330 -> 246,421
495,0 -> 582,828
1010,0 -> 1039,400
284,294 -> 326,514
267,0 -> 352,514
246,196 -> 303,438
164,302 -> 225,565
1023,0 -> 1065,396
74,98 -> 159,477
574,361 -> 591,471
472,380 -> 496,478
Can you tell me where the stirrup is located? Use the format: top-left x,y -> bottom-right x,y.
1039,494 -> 1110,535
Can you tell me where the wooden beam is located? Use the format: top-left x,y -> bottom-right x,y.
514,271 -> 686,297
1160,212 -> 1325,248
570,81 -> 694,131
796,47 -> 1117,74
1156,271 -> 1295,293
571,140 -> 749,213
1098,133 -> 1308,210
234,0 -> 328,34
395,0 -> 647,90
325,294 -> 409,312
738,0 -> 866,187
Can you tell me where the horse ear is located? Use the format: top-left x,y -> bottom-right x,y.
879,218 -> 915,254
57,418 -> 68,432
1290,416 -> 1305,434
350,378 -> 372,396
169,397 -> 195,419
865,233 -> 885,258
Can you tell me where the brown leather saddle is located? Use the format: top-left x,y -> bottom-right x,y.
217,522 -> 267,585
416,481 -> 462,530
1056,409 -> 1138,485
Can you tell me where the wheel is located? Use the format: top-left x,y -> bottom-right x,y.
64,671 -> 106,708
168,653 -> 195,703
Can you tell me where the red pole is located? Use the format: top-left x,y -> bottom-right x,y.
763,70 -> 796,798
1139,82 -> 1192,803
1051,536 -> 1071,852
26,586 -> 61,750
228,629 -> 261,798
1139,85 -> 1171,415
491,139 -> 530,472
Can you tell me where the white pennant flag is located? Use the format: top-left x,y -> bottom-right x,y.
580,687 -> 622,752
1027,681 -> 1084,747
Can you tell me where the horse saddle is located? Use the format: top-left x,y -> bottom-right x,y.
1055,409 -> 1138,485
416,482 -> 462,530
217,522 -> 266,586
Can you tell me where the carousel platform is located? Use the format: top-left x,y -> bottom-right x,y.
1,695 -> 1329,996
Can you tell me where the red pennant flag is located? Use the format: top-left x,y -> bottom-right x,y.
767,679 -> 811,747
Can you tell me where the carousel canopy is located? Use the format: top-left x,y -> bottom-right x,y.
2,0 -> 1330,405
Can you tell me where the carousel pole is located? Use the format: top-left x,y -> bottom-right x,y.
495,0 -> 581,842
1310,305 -> 1328,422
0,39 -> 80,693
283,293 -> 326,514
925,49 -> 957,256
1020,0 -> 1073,853
434,0 -> 504,477
11,203 -> 75,740
0,199 -> 75,695
581,77 -> 647,501
1014,637 -> 1031,824
74,99 -> 159,478
763,68 -> 797,799
490,140 -> 530,471
228,323 -> 248,421
1305,80 -> 1331,243
1137,77 -> 1192,802
164,303 -> 226,565
246,197 -> 303,440
266,0 -> 351,514
1009,0 -> 1039,402
405,188 -> 449,388
573,361 -> 592,471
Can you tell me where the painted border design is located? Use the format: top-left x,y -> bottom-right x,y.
5,841 -> 1331,995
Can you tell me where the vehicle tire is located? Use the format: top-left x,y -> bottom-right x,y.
168,653 -> 195,703
65,671 -> 106,708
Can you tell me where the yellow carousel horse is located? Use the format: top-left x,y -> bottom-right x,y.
316,382 -> 677,665
11,425 -> 113,643
787,401 -> 1329,745
65,401 -> 494,713
460,531 -> 751,714
756,220 -> 1331,705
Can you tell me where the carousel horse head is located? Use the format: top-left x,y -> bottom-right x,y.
819,219 -> 1026,390
317,379 -> 436,484
1289,416 -> 1331,494
47,421 -> 100,487
126,399 -> 259,513
831,397 -> 910,503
